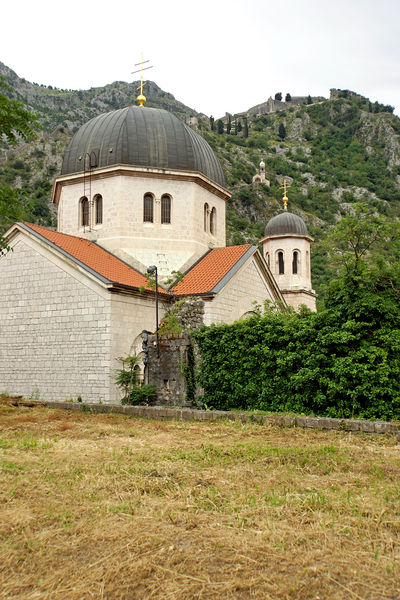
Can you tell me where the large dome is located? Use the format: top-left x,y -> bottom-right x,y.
61,106 -> 226,188
264,211 -> 308,237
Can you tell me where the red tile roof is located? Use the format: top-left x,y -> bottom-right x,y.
23,223 -> 157,292
172,245 -> 253,295
21,224 -> 253,298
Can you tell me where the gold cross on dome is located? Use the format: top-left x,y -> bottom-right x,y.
131,54 -> 153,106
279,179 -> 290,211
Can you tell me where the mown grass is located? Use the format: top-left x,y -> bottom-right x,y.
0,400 -> 399,599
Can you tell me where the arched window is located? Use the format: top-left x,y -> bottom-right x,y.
80,197 -> 89,227
265,252 -> 270,266
143,193 -> 154,223
292,250 -> 299,274
210,207 -> 216,235
94,194 -> 103,225
161,194 -> 171,224
204,203 -> 209,232
278,251 -> 284,275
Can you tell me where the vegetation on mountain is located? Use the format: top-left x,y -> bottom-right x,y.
202,93 -> 400,298
1,61 -> 400,301
194,205 -> 400,419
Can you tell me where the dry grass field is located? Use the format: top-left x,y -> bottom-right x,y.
0,400 -> 399,600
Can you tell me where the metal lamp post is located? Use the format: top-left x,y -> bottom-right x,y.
147,265 -> 159,357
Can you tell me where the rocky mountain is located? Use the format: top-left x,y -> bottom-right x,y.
0,61 -> 202,226
1,61 -> 400,298
206,93 -> 400,293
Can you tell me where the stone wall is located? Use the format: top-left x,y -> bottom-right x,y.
146,333 -> 194,406
17,399 -> 400,440
0,236 -> 112,403
0,232 -> 164,405
176,297 -> 205,330
245,96 -> 326,119
203,254 -> 278,325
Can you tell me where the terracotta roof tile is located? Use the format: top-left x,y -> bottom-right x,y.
23,223 -> 157,292
21,224 -> 253,298
172,245 -> 253,295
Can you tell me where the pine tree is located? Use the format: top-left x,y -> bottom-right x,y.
278,122 -> 286,140
217,119 -> 224,134
274,92 -> 282,101
307,95 -> 312,105
227,115 -> 232,134
243,117 -> 248,138
210,116 -> 215,131
285,93 -> 292,102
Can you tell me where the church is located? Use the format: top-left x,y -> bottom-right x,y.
0,93 -> 316,404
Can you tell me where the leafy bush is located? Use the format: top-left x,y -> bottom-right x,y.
193,210 -> 400,420
193,284 -> 400,420
121,384 -> 156,406
114,354 -> 156,405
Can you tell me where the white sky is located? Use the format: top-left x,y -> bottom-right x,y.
2,0 -> 400,117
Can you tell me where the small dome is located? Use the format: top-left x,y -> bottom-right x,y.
61,105 -> 226,187
264,211 -> 308,237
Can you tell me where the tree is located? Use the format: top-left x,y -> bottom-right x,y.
0,77 -> 37,146
278,122 -> 286,140
321,203 -> 400,274
0,77 -> 38,251
274,92 -> 282,101
209,115 -> 215,131
217,119 -> 224,134
307,95 -> 313,104
226,114 -> 231,134
237,120 -> 242,133
285,93 -> 292,102
243,117 -> 248,138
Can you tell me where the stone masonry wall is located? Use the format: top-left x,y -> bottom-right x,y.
0,237 -> 112,403
147,333 -> 193,406
203,256 -> 277,325
16,400 -> 400,441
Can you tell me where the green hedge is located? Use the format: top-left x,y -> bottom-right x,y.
193,270 -> 400,420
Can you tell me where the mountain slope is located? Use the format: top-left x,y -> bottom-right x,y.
1,62 -> 399,298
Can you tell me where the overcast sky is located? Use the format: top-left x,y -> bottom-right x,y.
2,0 -> 400,117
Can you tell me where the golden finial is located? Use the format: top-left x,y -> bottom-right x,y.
279,179 -> 290,211
131,54 -> 153,107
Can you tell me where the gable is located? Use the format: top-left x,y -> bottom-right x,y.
202,253 -> 286,325
4,223 -> 165,296
171,244 -> 285,305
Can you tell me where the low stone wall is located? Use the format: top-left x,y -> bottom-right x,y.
12,399 -> 400,440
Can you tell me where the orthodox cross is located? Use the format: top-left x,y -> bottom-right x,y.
131,54 -> 153,106
280,179 -> 290,211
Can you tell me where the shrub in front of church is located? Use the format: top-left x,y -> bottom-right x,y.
193,265 -> 400,420
114,355 -> 156,405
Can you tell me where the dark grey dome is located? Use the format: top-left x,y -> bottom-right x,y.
61,105 -> 225,187
264,211 -> 308,236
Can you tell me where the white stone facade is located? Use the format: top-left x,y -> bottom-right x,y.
0,231 -> 162,404
260,233 -> 316,312
203,253 -> 283,325
54,166 -> 228,279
